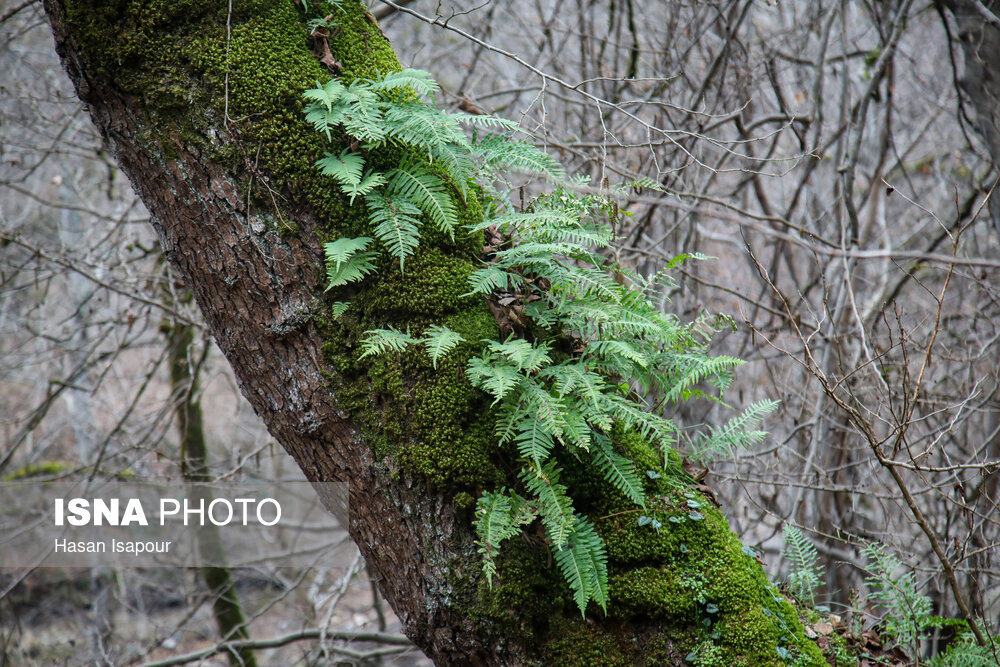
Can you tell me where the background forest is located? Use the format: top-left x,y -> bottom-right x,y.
1,0 -> 997,664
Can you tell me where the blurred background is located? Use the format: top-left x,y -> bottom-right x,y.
1,0 -> 997,664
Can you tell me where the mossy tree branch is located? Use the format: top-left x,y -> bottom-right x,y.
42,0 -> 829,663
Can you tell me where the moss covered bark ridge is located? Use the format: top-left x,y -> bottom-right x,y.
52,0 -> 828,663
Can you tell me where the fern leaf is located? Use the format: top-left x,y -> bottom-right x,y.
554,516 -> 609,615
303,79 -> 346,111
358,326 -> 418,359
316,148 -> 366,187
451,112 -> 519,131
383,103 -> 468,157
330,301 -> 351,319
385,162 -> 458,237
341,170 -> 387,204
691,399 -> 779,462
325,236 -> 373,268
520,462 -> 575,549
371,68 -> 440,97
475,135 -> 566,179
365,192 -> 422,269
324,237 -> 378,288
863,542 -> 933,654
518,378 -> 567,440
467,356 -> 522,405
465,266 -> 516,296
485,338 -> 552,373
592,434 -> 646,507
513,416 -> 555,466
586,339 -> 650,370
782,523 -> 821,606
474,490 -> 535,587
661,354 -> 746,403
421,324 -> 465,369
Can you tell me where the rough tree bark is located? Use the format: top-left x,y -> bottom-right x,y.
41,1 -> 826,664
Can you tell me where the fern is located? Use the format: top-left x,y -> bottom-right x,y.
554,515 -> 609,615
365,192 -> 422,269
324,237 -> 378,288
466,356 -> 522,405
862,542 -> 933,657
592,434 -> 646,507
474,490 -> 535,586
782,523 -> 821,606
358,327 -> 418,359
316,148 -> 366,187
370,68 -> 440,97
307,63 -> 778,617
330,301 -> 351,319
384,161 -> 458,237
520,462 -> 576,549
689,399 -> 779,462
928,632 -> 997,666
474,135 -> 565,179
484,338 -> 552,372
421,324 -> 464,369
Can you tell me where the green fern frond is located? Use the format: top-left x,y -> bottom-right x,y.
358,326 -> 419,359
660,354 -> 747,403
518,378 -> 568,440
365,192 -> 422,269
474,490 -> 536,586
370,68 -> 440,97
341,170 -> 388,203
303,79 -> 346,111
421,324 -> 465,369
485,338 -> 552,373
330,301 -> 351,319
385,162 -> 458,237
782,523 -> 821,606
586,339 -> 650,370
928,632 -> 996,666
690,399 -> 779,462
383,103 -> 469,157
467,356 -> 522,405
464,266 -> 517,296
543,363 -> 608,405
451,112 -> 519,131
592,433 -> 646,507
554,515 -> 609,615
862,542 -> 933,655
316,148 -> 366,186
324,237 -> 378,288
474,135 -> 565,179
520,462 -> 576,549
512,416 -> 556,466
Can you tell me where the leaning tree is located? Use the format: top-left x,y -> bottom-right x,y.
40,0 -> 830,664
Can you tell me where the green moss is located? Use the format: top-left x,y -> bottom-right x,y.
364,248 -> 479,318
544,624 -> 631,666
610,566 -> 698,620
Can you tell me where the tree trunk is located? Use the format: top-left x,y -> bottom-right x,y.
41,1 -> 825,664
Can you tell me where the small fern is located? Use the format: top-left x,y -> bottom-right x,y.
422,324 -> 464,369
782,523 -> 821,606
474,490 -> 536,586
928,632 -> 997,666
365,192 -> 422,270
862,542 -> 933,657
358,327 -> 418,359
324,237 -> 378,288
